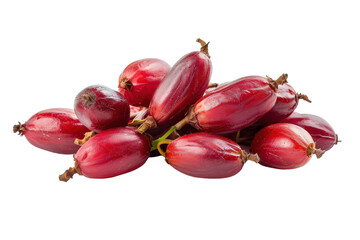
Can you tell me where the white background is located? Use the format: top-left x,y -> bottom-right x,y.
1,1 -> 359,239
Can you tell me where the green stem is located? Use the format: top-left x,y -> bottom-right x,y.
150,126 -> 177,151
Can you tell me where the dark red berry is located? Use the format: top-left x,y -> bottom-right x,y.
175,74 -> 288,134
280,112 -> 338,151
74,85 -> 130,133
13,108 -> 89,154
59,127 -> 150,181
137,39 -> 212,133
161,132 -> 259,178
118,58 -> 170,107
255,83 -> 311,126
251,123 -> 324,169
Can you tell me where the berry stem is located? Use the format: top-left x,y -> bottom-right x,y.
306,143 -> 325,158
267,73 -> 288,92
59,161 -> 82,182
156,139 -> 173,158
128,119 -> 146,127
175,106 -> 197,130
150,126 -> 177,151
196,38 -> 210,58
175,116 -> 190,130
13,121 -> 26,135
241,150 -> 260,164
74,131 -> 96,146
207,82 -> 218,88
296,93 -> 312,103
137,116 -> 157,134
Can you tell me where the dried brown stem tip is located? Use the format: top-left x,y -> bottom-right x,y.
296,93 -> 312,103
137,116 -> 157,134
120,77 -> 133,91
59,161 -> 82,182
196,38 -> 210,58
267,73 -> 288,92
74,131 -> 96,146
306,143 -> 325,159
241,150 -> 260,164
13,122 -> 26,135
81,93 -> 96,108
59,167 -> 77,182
207,82 -> 218,88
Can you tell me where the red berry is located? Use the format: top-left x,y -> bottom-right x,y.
13,108 -> 89,154
251,123 -> 324,169
255,83 -> 311,126
118,58 -> 170,107
161,132 -> 259,178
59,127 -> 150,181
137,39 -> 212,133
175,74 -> 288,134
280,112 -> 338,151
74,85 -> 130,133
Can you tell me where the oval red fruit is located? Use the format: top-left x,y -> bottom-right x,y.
74,85 -> 130,133
176,74 -> 288,134
255,84 -> 311,126
163,132 -> 259,178
137,39 -> 212,133
280,112 -> 338,151
59,127 -> 150,181
118,58 -> 170,107
251,123 -> 324,169
13,108 -> 89,154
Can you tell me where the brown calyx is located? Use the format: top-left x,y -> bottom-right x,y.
119,77 -> 133,91
13,121 -> 26,135
267,73 -> 288,92
306,142 -> 325,158
196,38 -> 210,58
137,116 -> 157,134
59,160 -> 82,182
74,131 -> 96,146
81,93 -> 96,108
296,93 -> 312,103
175,105 -> 197,130
241,150 -> 260,164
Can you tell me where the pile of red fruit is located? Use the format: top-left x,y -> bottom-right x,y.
13,39 -> 339,181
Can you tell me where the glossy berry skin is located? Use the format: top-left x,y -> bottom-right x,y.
165,133 -> 249,178
149,50 -> 211,126
75,127 -> 150,179
280,112 -> 337,151
256,84 -> 300,126
74,85 -> 130,133
14,108 -> 89,154
118,58 -> 170,107
251,123 -> 316,169
189,76 -> 280,134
